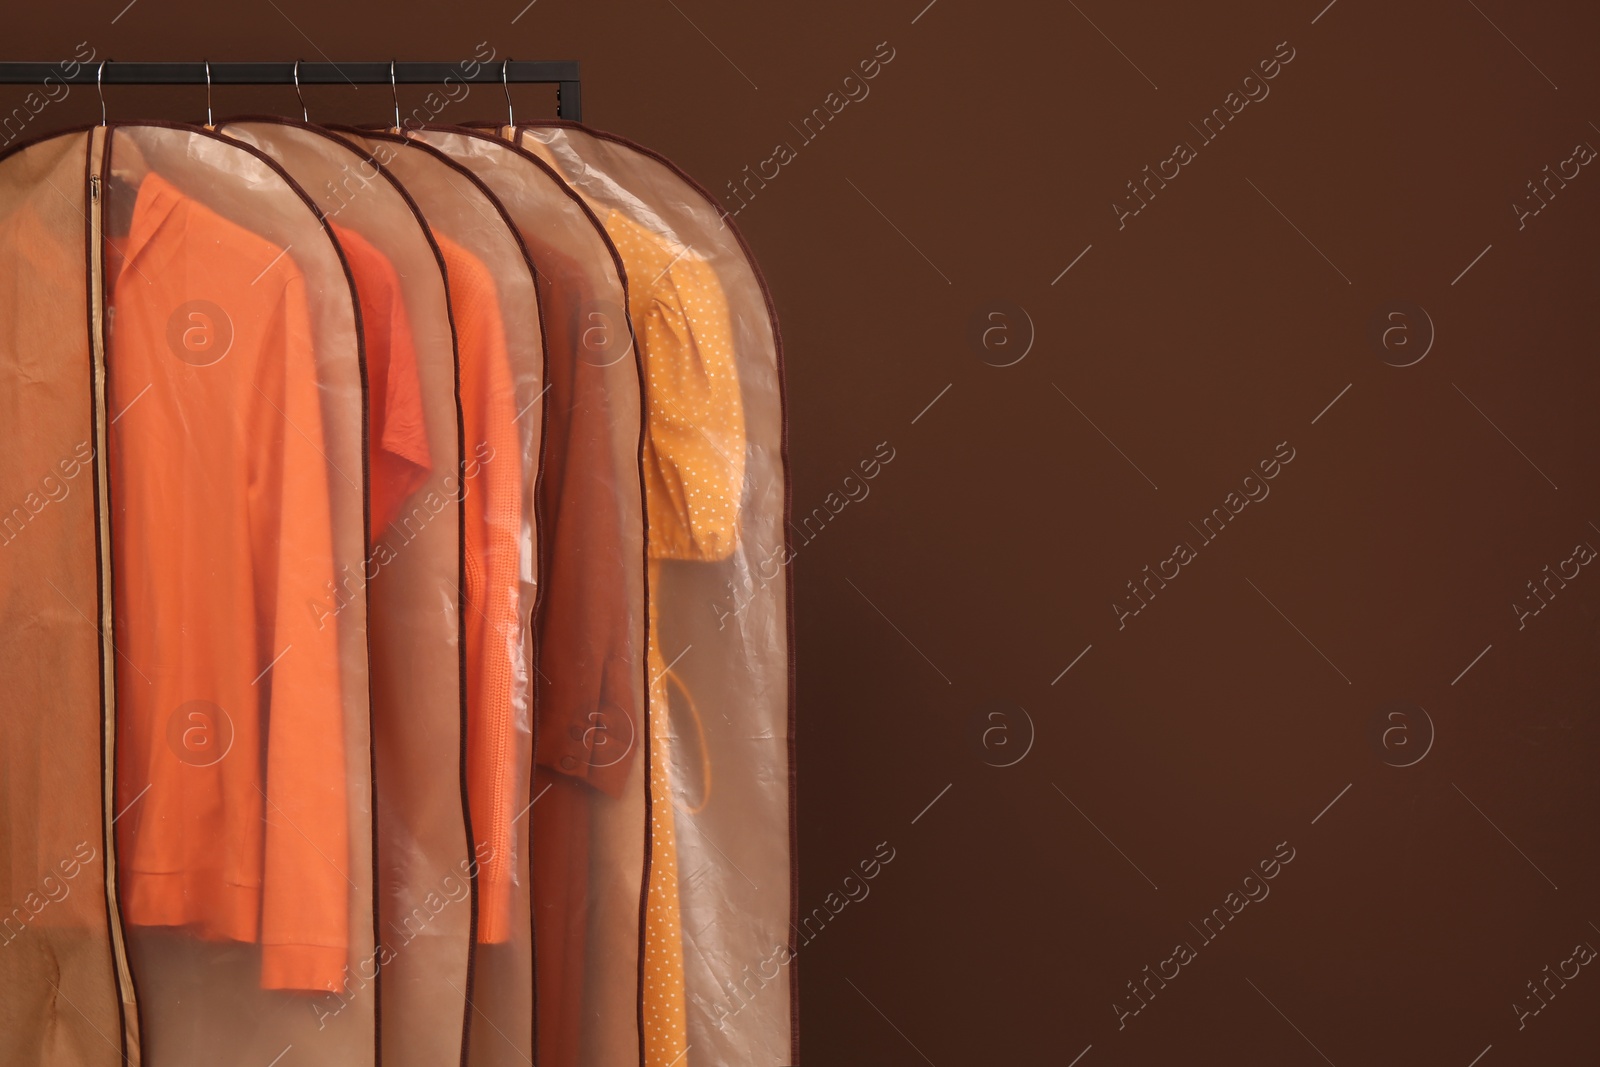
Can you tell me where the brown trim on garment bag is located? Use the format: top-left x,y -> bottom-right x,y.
412,120 -> 656,1067
108,118 -> 378,1066
93,125 -> 140,1067
0,121 -> 147,1067
213,115 -> 480,1067
527,119 -> 802,1067
331,124 -> 551,1063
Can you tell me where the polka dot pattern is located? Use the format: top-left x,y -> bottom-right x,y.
604,208 -> 745,1067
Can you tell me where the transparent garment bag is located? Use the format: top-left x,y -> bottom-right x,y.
214,117 -> 473,1067
332,127 -> 545,1065
100,123 -> 376,1065
0,128 -> 132,1067
406,124 -> 649,1067
513,123 -> 796,1067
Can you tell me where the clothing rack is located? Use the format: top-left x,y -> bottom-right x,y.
0,60 -> 582,120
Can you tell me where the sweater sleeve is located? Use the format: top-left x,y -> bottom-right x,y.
255,275 -> 351,992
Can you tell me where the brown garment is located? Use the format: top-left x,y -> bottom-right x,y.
531,239 -> 637,795
527,233 -> 639,1067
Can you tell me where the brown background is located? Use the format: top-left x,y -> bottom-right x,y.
9,0 -> 1600,1063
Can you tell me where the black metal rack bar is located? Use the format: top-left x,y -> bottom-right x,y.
0,60 -> 582,120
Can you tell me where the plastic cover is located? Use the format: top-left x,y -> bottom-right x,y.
406,124 -> 649,1067
101,123 -> 375,1064
0,128 -> 131,1067
215,118 -> 473,1067
333,128 -> 545,1065
514,123 -> 795,1067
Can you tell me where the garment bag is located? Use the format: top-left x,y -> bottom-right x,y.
406,124 -> 649,1067
0,126 -> 133,1067
215,117 -> 473,1067
514,122 -> 796,1067
102,122 -> 374,1065
332,127 -> 546,1065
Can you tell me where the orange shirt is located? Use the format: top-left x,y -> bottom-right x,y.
108,173 -> 351,993
434,234 -> 526,944
331,224 -> 433,535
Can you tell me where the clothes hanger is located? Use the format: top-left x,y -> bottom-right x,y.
294,58 -> 308,122
94,57 -> 146,237
502,58 -> 514,130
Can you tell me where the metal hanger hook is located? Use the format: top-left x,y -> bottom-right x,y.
389,59 -> 399,130
203,59 -> 212,126
293,59 -> 308,122
96,59 -> 108,126
502,59 -> 513,126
